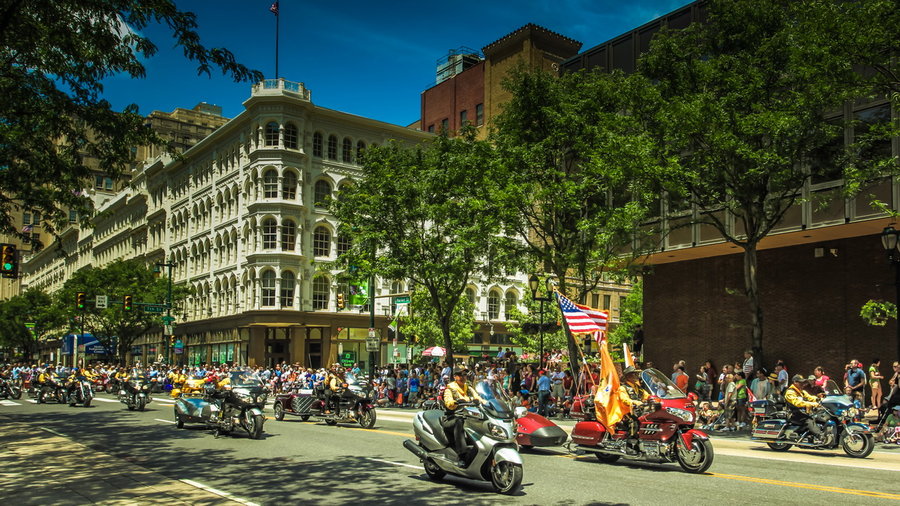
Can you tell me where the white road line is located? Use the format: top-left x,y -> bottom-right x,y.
179,479 -> 260,506
91,397 -> 118,403
367,457 -> 424,470
0,400 -> 21,406
154,418 -> 176,424
27,399 -> 37,403
38,426 -> 68,438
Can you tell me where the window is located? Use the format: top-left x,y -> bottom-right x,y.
441,118 -> 449,132
313,226 -> 331,256
264,122 -> 279,147
475,103 -> 484,126
488,290 -> 500,320
428,125 -> 435,133
312,276 -> 330,310
337,234 -> 351,256
603,294 -> 611,310
22,212 -> 30,225
281,220 -> 296,250
280,271 -> 295,308
591,293 -> 600,309
32,212 -> 40,225
314,180 -> 332,207
313,132 -> 323,157
95,176 -> 113,190
262,218 -> 277,249
342,138 -> 353,163
356,140 -> 366,162
810,117 -> 845,184
284,123 -> 298,149
466,287 -> 476,305
854,104 -> 892,162
68,210 -> 77,223
261,270 -> 276,307
327,135 -> 337,160
460,110 -> 468,126
282,171 -> 297,199
263,169 -> 279,198
504,292 -> 517,320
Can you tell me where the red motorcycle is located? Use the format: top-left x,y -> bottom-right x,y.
569,368 -> 713,473
515,409 -> 568,449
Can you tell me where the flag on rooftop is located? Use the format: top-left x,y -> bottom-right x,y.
269,1 -> 279,15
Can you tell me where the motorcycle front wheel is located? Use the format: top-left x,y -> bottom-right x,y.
677,438 -> 714,474
841,431 -> 874,458
83,394 -> 92,408
10,386 -> 21,400
137,398 -> 146,411
245,411 -> 264,440
490,461 -> 523,495
766,442 -> 792,452
358,408 -> 376,429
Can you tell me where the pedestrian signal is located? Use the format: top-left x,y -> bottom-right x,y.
0,244 -> 17,278
123,295 -> 133,311
76,292 -> 86,310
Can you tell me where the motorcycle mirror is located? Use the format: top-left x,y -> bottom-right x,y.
514,406 -> 527,419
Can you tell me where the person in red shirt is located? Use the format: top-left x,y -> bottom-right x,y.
674,365 -> 689,392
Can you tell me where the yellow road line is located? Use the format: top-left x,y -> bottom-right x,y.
346,426 -> 413,438
709,472 -> 900,501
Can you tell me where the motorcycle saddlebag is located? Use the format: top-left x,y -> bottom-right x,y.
751,419 -> 786,440
570,421 -> 606,446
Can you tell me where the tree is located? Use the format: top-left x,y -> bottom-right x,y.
400,289 -> 476,352
607,279 -> 642,358
331,128 -> 519,357
636,0 -> 872,367
0,288 -> 65,359
505,289 -> 566,357
0,1 -> 261,244
61,259 -> 189,364
491,66 -> 656,373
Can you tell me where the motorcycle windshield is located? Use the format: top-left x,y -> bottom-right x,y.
229,371 -> 264,389
641,369 -> 686,399
476,381 -> 514,419
821,379 -> 843,397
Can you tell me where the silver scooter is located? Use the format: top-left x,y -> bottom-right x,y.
403,380 -> 523,494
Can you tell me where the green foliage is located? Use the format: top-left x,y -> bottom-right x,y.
860,299 -> 896,327
607,279 -> 642,349
505,282 -> 566,355
400,290 -> 476,351
0,288 -> 65,359
0,0 -> 261,244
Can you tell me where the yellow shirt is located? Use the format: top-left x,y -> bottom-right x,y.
785,385 -> 818,410
443,381 -> 482,410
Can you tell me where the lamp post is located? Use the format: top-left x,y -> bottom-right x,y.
529,274 -> 552,371
881,226 -> 900,359
155,260 -> 175,364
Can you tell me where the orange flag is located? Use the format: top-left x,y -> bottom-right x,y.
623,342 -> 635,369
593,338 -> 628,430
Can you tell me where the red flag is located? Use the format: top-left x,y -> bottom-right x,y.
269,1 -> 279,15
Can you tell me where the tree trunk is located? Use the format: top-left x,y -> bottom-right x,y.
440,315 -> 454,367
743,244 -> 764,371
556,276 -> 583,376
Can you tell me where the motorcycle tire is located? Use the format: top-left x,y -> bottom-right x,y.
423,458 -> 445,480
676,438 -> 714,474
127,403 -> 136,411
595,453 -> 621,463
490,461 -> 523,495
175,415 -> 184,429
68,395 -> 77,407
273,403 -> 285,421
358,409 -> 376,429
766,442 -> 792,452
840,431 -> 874,458
325,419 -> 338,426
300,415 -> 310,422
137,398 -> 146,411
83,395 -> 92,408
11,386 -> 21,400
246,412 -> 264,440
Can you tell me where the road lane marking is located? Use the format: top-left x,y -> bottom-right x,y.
708,472 -> 900,500
154,419 -> 176,424
179,479 -> 260,506
91,397 -> 118,403
346,426 -> 413,438
367,457 -> 424,470
38,426 -> 68,438
0,400 -> 21,406
27,399 -> 37,403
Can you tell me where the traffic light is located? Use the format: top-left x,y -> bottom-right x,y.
0,244 -> 17,278
337,293 -> 345,310
75,292 -> 86,310
123,295 -> 133,311
169,335 -> 175,345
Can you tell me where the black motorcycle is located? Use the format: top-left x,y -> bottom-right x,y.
119,375 -> 152,411
66,376 -> 94,407
0,377 -> 22,400
174,371 -> 267,439
272,373 -> 376,428
751,380 -> 874,458
37,375 -> 67,403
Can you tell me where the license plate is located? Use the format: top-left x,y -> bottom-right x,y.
753,408 -> 766,414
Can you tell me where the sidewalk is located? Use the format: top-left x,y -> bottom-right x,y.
0,414 -> 246,505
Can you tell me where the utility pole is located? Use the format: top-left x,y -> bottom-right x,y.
155,260 -> 175,364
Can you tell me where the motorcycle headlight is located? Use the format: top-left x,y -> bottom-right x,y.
666,407 -> 694,422
142,384 -> 150,391
234,388 -> 252,403
256,394 -> 268,404
488,423 -> 509,439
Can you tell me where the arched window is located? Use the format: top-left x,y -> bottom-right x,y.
466,287 -> 476,305
504,291 -> 517,320
314,180 -> 332,207
327,135 -> 338,160
488,290 -> 500,320
356,140 -> 366,161
312,132 -> 323,157
263,169 -> 278,198
282,171 -> 297,199
281,220 -> 296,250
284,123 -> 298,149
262,218 -> 277,249
336,234 -> 351,256
280,271 -> 295,308
313,226 -> 331,257
342,137 -> 353,163
261,270 -> 276,307
264,122 -> 279,147
312,276 -> 329,310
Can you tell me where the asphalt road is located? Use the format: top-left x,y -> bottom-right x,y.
2,394 -> 898,505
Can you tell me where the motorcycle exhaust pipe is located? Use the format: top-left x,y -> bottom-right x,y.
403,439 -> 428,460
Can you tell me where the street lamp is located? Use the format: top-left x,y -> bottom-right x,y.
155,260 -> 176,364
529,274 -> 552,371
881,226 -> 900,358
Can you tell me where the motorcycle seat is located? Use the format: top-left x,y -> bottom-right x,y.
422,409 -> 450,446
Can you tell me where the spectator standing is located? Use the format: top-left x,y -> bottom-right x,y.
742,351 -> 754,379
733,371 -> 749,429
537,369 -> 552,417
845,359 -> 866,404
775,363 -> 789,394
870,359 -> 884,410
674,365 -> 689,392
751,369 -> 772,400
813,366 -> 830,389
695,365 -> 711,402
632,325 -> 644,356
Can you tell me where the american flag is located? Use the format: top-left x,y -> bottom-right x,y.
269,1 -> 279,15
556,292 -> 609,335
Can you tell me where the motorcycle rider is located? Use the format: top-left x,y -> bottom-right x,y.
37,365 -> 58,400
442,368 -> 483,465
66,366 -> 93,401
616,366 -> 648,451
325,364 -> 345,415
785,374 -> 824,441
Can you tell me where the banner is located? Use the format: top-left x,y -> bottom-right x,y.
349,280 -> 369,306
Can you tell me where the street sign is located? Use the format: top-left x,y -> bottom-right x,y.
366,328 -> 379,352
164,324 -> 173,335
95,295 -> 108,309
393,295 -> 411,304
161,315 -> 176,324
142,304 -> 165,313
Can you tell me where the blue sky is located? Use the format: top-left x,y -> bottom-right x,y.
100,0 -> 692,126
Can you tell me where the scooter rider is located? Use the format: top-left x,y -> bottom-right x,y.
443,368 -> 483,465
785,374 -> 824,441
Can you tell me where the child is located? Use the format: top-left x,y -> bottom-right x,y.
698,402 -> 721,430
881,405 -> 900,444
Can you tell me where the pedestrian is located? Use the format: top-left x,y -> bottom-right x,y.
813,366 -> 830,390
632,325 -> 644,356
751,369 -> 771,401
537,369 -> 552,417
742,350 -> 754,379
775,363 -> 789,394
870,359 -> 884,410
695,365 -> 711,402
674,365 -> 689,392
845,359 -> 866,405
733,371 -> 749,429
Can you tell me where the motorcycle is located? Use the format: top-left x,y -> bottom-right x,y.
570,368 -> 713,474
0,377 -> 23,400
516,409 -> 568,449
174,370 -> 267,439
751,379 -> 874,458
119,375 -> 152,411
66,376 -> 94,407
403,380 -> 524,495
272,373 -> 376,429
37,375 -> 67,403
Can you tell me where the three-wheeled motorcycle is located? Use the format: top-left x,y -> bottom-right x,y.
272,373 -> 376,429
174,370 -> 267,439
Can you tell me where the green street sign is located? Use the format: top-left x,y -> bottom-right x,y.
161,316 -> 176,324
394,295 -> 410,304
143,304 -> 165,313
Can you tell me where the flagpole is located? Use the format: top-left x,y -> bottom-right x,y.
274,4 -> 279,79
553,290 -> 591,393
